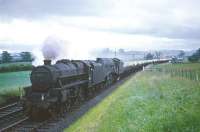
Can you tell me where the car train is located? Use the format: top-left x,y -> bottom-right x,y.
22,58 -> 168,119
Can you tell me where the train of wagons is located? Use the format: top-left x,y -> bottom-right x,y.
22,58 -> 168,119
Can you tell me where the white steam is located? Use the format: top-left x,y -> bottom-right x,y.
42,36 -> 68,60
32,36 -> 69,66
32,35 -> 95,66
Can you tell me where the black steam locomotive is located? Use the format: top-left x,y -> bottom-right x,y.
22,58 -> 167,119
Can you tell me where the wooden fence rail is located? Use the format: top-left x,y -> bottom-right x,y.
145,67 -> 200,82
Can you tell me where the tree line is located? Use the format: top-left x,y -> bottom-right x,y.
0,51 -> 35,63
144,49 -> 200,63
188,48 -> 200,62
144,51 -> 185,60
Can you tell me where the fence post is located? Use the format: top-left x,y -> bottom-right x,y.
191,71 -> 193,80
189,70 -> 191,80
190,70 -> 193,80
192,71 -> 195,81
185,70 -> 188,79
185,70 -> 187,79
170,69 -> 172,77
174,69 -> 176,77
182,70 -> 184,78
192,70 -> 193,80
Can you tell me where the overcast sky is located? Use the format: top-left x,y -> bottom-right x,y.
0,0 -> 200,61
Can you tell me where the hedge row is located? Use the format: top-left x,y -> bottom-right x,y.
0,64 -> 33,73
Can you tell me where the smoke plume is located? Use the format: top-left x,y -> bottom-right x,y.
32,35 -> 94,66
42,36 -> 68,60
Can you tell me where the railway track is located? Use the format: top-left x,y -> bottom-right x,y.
0,101 -> 84,131
0,116 -> 29,132
0,103 -> 22,119
0,102 -> 29,131
8,102 -> 90,131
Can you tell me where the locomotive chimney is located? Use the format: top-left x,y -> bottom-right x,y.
44,59 -> 51,65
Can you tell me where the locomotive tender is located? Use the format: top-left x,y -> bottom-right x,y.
23,58 -> 167,118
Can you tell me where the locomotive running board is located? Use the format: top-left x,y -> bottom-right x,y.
56,80 -> 88,90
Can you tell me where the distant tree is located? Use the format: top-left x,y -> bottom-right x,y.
118,49 -> 125,54
188,48 -> 200,62
145,53 -> 154,60
188,55 -> 198,62
102,48 -> 111,53
20,52 -> 34,62
155,51 -> 162,59
196,48 -> 200,56
178,50 -> 185,58
2,51 -> 12,63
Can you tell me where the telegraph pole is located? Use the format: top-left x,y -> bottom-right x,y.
114,48 -> 117,57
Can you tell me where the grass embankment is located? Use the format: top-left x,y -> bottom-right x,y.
66,64 -> 200,132
0,71 -> 31,105
0,62 -> 33,73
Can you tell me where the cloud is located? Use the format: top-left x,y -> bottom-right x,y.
0,0 -> 113,20
0,0 -> 200,54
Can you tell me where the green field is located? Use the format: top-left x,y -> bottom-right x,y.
0,71 -> 31,104
66,63 -> 200,132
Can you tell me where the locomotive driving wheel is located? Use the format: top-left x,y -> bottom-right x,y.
78,87 -> 86,103
30,107 -> 49,121
105,74 -> 113,87
48,108 -> 57,119
65,100 -> 72,112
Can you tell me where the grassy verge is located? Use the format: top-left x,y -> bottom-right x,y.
66,64 -> 200,132
0,88 -> 22,105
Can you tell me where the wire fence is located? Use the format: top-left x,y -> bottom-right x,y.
145,67 -> 200,82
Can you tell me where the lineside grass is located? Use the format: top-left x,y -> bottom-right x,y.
66,65 -> 200,132
0,88 -> 22,105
